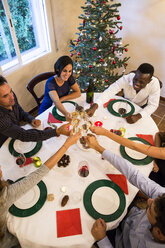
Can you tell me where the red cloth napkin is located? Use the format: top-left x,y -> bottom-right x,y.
24,157 -> 33,166
103,98 -> 116,108
56,208 -> 82,238
106,174 -> 128,195
47,112 -> 63,123
136,134 -> 155,146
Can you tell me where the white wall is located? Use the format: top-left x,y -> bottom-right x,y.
119,0 -> 165,97
3,0 -> 165,112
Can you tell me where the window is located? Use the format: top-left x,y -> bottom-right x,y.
0,0 -> 50,72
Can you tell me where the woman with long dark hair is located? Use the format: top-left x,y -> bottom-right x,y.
39,56 -> 81,121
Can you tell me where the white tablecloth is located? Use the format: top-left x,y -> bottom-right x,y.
0,93 -> 158,248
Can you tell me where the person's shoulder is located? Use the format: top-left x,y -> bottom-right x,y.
46,76 -> 55,84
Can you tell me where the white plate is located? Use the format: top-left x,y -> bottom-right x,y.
14,186 -> 40,209
113,101 -> 131,114
91,186 -> 120,215
125,140 -> 147,160
14,140 -> 36,153
56,102 -> 76,116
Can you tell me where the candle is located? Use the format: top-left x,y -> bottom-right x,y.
61,186 -> 67,193
94,121 -> 103,127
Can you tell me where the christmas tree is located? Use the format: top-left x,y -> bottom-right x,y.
69,0 -> 130,92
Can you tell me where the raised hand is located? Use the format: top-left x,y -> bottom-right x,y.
64,130 -> 81,148
56,123 -> 71,136
90,126 -> 107,136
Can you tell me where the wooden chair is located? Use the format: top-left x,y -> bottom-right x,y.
26,72 -> 55,108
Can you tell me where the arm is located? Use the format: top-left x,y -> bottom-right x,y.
85,135 -> 165,199
138,78 -> 160,118
96,76 -> 126,107
91,218 -> 113,248
90,126 -> 165,160
59,83 -> 81,101
49,90 -> 72,121
0,118 -> 71,142
5,131 -> 81,208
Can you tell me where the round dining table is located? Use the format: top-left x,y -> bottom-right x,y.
0,93 -> 158,248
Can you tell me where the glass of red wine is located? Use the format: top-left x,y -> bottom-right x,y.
78,161 -> 89,177
15,153 -> 26,167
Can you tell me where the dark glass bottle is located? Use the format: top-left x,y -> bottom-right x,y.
86,79 -> 94,103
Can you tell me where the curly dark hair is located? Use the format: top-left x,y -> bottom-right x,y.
137,63 -> 154,78
0,75 -> 7,86
154,193 -> 165,236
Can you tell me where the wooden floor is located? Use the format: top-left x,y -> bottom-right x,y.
151,99 -> 165,131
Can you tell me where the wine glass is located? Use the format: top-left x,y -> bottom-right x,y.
78,161 -> 89,177
15,153 -> 26,167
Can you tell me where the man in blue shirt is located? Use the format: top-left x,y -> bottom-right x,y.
84,133 -> 165,248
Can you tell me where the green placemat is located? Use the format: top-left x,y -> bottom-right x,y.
83,179 -> 126,222
52,100 -> 77,121
9,139 -> 42,158
107,99 -> 135,117
9,179 -> 47,217
120,137 -> 154,165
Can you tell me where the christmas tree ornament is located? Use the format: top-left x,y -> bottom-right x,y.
100,58 -> 103,62
117,16 -> 121,20
120,26 -> 123,30
76,38 -> 80,42
83,19 -> 85,27
125,48 -> 128,52
77,52 -> 81,56
70,53 -> 73,57
89,65 -> 93,68
99,36 -> 103,42
93,47 -> 97,51
105,79 -> 108,82
109,29 -> 114,34
112,60 -> 116,64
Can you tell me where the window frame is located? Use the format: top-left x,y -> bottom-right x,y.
0,0 -> 51,74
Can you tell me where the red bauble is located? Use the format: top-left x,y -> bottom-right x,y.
70,53 -> 73,57
100,58 -> 103,62
120,26 -> 123,30
89,65 -> 93,68
105,79 -> 108,83
93,47 -> 97,51
77,52 -> 81,56
112,46 -> 115,52
109,29 -> 114,34
125,48 -> 128,52
112,61 -> 116,64
117,16 -> 121,20
76,38 -> 80,42
83,19 -> 85,27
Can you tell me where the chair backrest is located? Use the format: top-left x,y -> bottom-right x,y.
129,70 -> 162,89
26,72 -> 55,107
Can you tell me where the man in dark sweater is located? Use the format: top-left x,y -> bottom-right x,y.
0,76 -> 69,147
